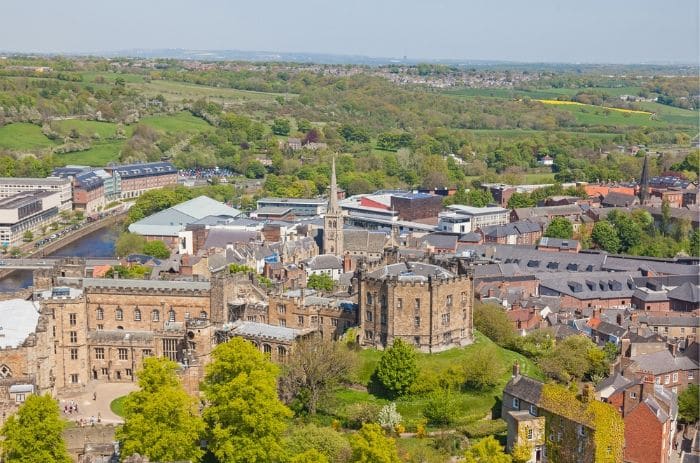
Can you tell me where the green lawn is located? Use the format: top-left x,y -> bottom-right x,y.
0,123 -> 56,151
52,119 -> 120,138
324,332 -> 542,430
140,111 -> 213,133
110,395 -> 127,417
56,140 -> 124,166
130,80 -> 296,104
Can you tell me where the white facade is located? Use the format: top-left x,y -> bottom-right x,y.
0,190 -> 62,247
0,177 -> 72,211
442,205 -> 510,232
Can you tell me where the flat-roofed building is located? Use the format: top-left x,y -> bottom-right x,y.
256,197 -> 327,217
105,161 -> 177,199
440,205 -> 510,233
0,190 -> 62,247
0,177 -> 72,211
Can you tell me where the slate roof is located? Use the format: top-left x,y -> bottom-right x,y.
303,254 -> 342,271
457,244 -> 606,274
512,204 -> 582,220
602,191 -> 639,207
343,229 -> 387,253
538,271 -> 638,300
114,161 -> 176,179
632,288 -> 669,302
459,232 -> 482,243
473,263 -> 521,278
538,237 -> 579,251
596,372 -> 637,398
482,221 -> 541,238
668,282 -> 700,303
366,262 -> 455,281
420,233 -> 458,250
226,320 -> 302,341
629,350 -> 699,375
504,374 -> 543,405
593,320 -> 627,338
204,229 -> 259,249
82,278 -> 210,291
604,256 -> 700,276
637,315 -> 700,328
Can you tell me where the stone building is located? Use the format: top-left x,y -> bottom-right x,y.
358,261 -> 474,352
323,158 -> 344,255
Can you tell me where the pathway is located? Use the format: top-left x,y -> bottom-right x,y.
58,382 -> 137,425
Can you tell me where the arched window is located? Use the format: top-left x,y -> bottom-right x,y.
0,364 -> 12,378
199,311 -> 208,320
277,346 -> 287,359
96,307 -> 104,320
168,310 -> 176,322
151,310 -> 160,322
134,308 -> 141,321
263,344 -> 272,354
115,308 -> 123,321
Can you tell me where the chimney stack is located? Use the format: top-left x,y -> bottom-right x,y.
512,361 -> 521,378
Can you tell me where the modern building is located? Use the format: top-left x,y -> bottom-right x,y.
0,177 -> 72,211
256,197 -> 327,217
358,261 -> 474,352
105,161 -> 178,199
0,190 -> 62,247
440,205 -> 510,233
72,171 -> 105,213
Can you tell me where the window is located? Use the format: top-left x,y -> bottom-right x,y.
527,428 -> 533,440
414,336 -> 420,346
681,327 -> 685,334
365,311 -> 373,322
529,404 -> 537,416
70,374 -> 79,384
672,387 -> 678,394
331,318 -> 338,327
142,349 -> 152,357
672,372 -> 678,383
278,319 -> 286,327
664,374 -> 670,384
441,313 -> 450,325
115,308 -> 123,321
365,330 -> 374,340
70,348 -> 78,360
101,368 -> 109,376
512,398 -> 520,409
442,332 -> 452,343
630,391 -> 637,399
277,346 -> 287,358
152,310 -> 160,321
414,316 -> 421,327
298,315 -> 305,325
446,295 -> 453,307
95,348 -> 104,360
134,308 -> 141,321
96,307 -> 104,320
263,344 -> 272,354
118,348 -> 128,360
461,291 -> 467,303
366,292 -> 373,305
52,326 -> 56,337
655,377 -> 661,385
414,298 -> 421,310
199,311 -> 207,319
578,425 -> 586,437
277,304 -> 286,314
69,331 -> 77,343
69,313 -> 77,326
168,310 -> 176,322
97,324 -> 103,330
397,298 -> 403,309
125,369 -> 132,377
688,371 -> 694,380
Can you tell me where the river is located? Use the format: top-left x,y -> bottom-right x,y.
0,226 -> 120,292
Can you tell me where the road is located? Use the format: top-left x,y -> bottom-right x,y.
0,258 -> 120,269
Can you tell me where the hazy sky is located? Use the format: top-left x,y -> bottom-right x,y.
3,0 -> 699,63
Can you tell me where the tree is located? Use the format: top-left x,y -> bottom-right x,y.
690,229 -> 700,257
511,443 -> 532,463
0,394 -> 71,463
307,273 -> 335,292
272,118 -> 291,136
591,221 -> 621,253
291,449 -> 331,463
142,240 -> 171,259
374,339 -> 418,396
377,403 -> 402,432
473,302 -> 516,346
22,230 -> 33,242
463,344 -> 505,391
544,217 -> 573,239
116,358 -> 205,463
539,335 -> 609,383
286,424 -> 351,463
115,232 -> 146,257
660,200 -> 671,236
349,423 -> 401,463
202,338 -> 292,463
464,436 -> 512,463
423,389 -> 458,425
280,336 -> 356,415
678,384 -> 699,423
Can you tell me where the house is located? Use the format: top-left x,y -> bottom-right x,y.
636,314 -> 700,344
511,204 -> 583,223
481,221 -> 542,246
601,192 -> 640,208
623,349 -> 699,394
668,282 -> 700,313
300,254 -> 343,281
418,233 -> 458,253
538,155 -> 554,166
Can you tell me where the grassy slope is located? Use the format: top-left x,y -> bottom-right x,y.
0,123 -> 58,151
325,332 -> 542,429
140,111 -> 213,133
129,79 -> 295,104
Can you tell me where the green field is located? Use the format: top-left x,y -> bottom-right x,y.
130,79 -> 296,104
110,395 -> 127,417
56,141 -> 124,166
140,111 -> 213,133
52,119 -> 120,138
0,123 -> 57,151
323,332 -> 542,430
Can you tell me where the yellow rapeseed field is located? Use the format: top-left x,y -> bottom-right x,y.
534,99 -> 652,115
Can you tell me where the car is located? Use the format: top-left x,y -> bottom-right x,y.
0,261 -> 6,266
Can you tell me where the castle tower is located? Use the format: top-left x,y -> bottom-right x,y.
638,154 -> 650,204
323,157 -> 344,255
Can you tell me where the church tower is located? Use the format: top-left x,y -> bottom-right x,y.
638,154 -> 650,204
324,157 -> 344,255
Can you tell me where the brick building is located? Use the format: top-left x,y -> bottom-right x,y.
72,171 -> 106,214
358,262 -> 473,352
106,162 -> 177,199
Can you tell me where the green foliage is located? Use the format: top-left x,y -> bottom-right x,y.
463,344 -> 506,391
678,384 -> 699,423
142,240 -> 171,259
286,424 -> 350,463
423,389 -> 458,425
307,273 -> 335,292
544,217 -> 573,239
511,443 -> 533,463
0,394 -> 71,463
22,230 -> 33,242
116,358 -> 205,463
291,449 -> 331,463
272,118 -> 291,135
473,302 -> 516,347
463,436 -> 512,463
115,232 -> 146,257
375,339 -> 418,397
459,419 -> 508,438
349,423 -> 401,463
104,264 -> 150,279
229,263 -> 255,274
539,335 -> 610,383
202,338 -> 292,463
591,221 -> 621,253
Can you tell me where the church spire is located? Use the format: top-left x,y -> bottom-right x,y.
329,156 -> 339,213
639,154 -> 650,204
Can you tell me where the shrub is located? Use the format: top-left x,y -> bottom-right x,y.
458,419 -> 508,438
375,339 -> 418,397
345,402 -> 381,429
423,390 -> 457,426
377,403 -> 402,431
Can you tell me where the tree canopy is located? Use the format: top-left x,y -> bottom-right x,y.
142,240 -> 171,259
116,357 -> 205,463
544,217 -> 573,239
307,273 -> 335,292
374,339 -> 418,397
349,423 -> 401,463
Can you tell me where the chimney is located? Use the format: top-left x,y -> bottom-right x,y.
581,383 -> 594,403
668,341 -> 678,357
512,361 -> 521,377
616,313 -> 623,326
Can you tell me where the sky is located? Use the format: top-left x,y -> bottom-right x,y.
2,0 -> 699,64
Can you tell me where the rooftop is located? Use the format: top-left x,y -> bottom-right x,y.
0,299 -> 41,348
366,261 -> 455,282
